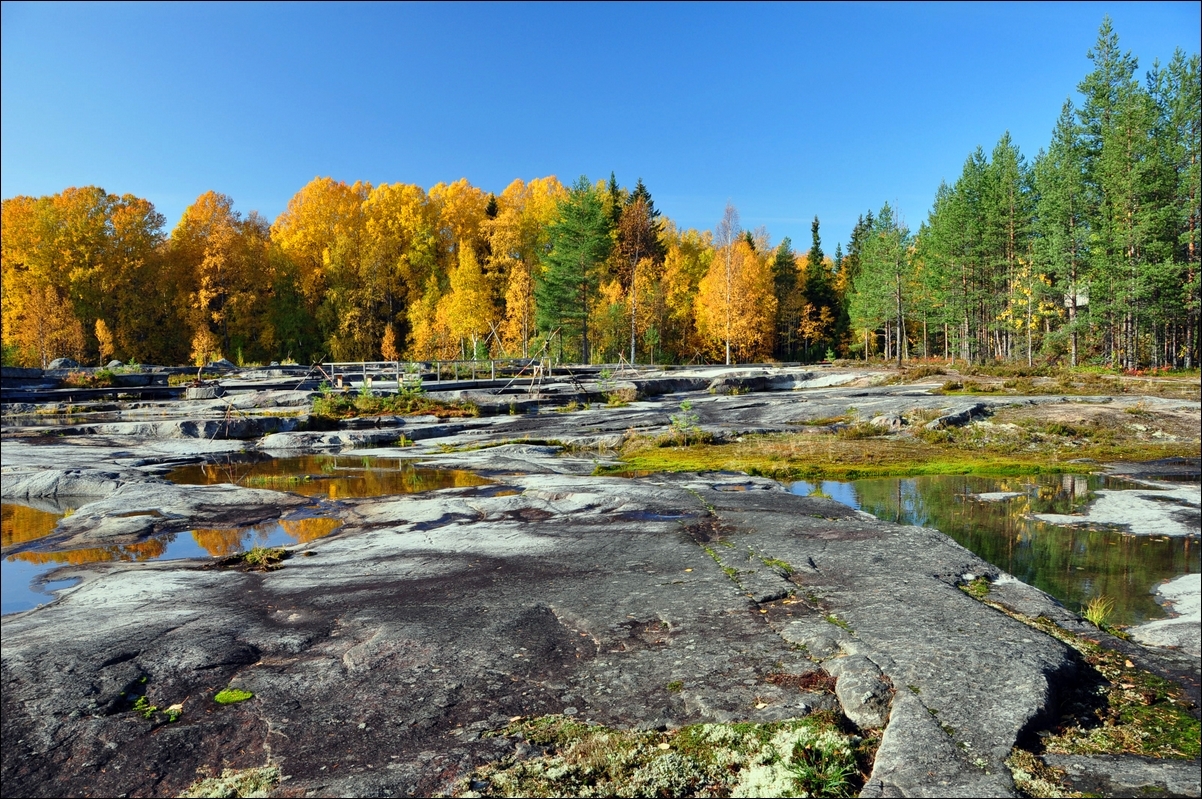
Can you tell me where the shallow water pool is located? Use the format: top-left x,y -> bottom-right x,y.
791,473 -> 1199,627
167,454 -> 492,498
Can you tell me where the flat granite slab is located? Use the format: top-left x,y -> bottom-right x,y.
0,471 -> 1118,798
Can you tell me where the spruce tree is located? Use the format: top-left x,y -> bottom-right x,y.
536,177 -> 613,363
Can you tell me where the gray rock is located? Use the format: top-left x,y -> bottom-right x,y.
105,360 -> 123,369
207,358 -> 238,371
1,468 -> 129,500
826,654 -> 892,729
870,414 -> 906,430
924,402 -> 989,430
47,358 -> 80,369
1040,753 -> 1201,798
185,385 -> 225,399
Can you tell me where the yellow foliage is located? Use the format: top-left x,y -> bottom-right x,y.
272,177 -> 370,311
439,245 -> 494,357
95,318 -> 115,365
694,238 -> 776,362
490,177 -> 566,356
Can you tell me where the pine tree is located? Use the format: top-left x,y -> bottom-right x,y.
1034,101 -> 1090,365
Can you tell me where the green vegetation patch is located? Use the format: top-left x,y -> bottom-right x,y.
211,546 -> 290,572
180,765 -> 280,798
311,385 -> 478,421
213,688 -> 255,705
961,576 -> 991,599
61,369 -> 116,388
455,712 -> 875,798
613,421 -> 1197,481
959,601 -> 1201,796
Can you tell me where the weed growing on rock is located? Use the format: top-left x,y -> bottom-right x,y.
759,556 -> 793,575
311,389 -> 477,421
1082,595 -> 1115,628
132,696 -> 156,719
213,688 -> 254,705
219,546 -> 289,571
456,713 -> 873,798
835,423 -> 891,440
180,765 -> 280,798
823,614 -> 854,633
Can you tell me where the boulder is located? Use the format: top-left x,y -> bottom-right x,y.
47,358 -> 80,369
185,385 -> 225,400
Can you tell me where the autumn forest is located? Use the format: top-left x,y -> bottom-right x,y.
2,21 -> 1198,371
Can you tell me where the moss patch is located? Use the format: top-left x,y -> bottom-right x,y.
180,765 -> 279,798
213,688 -> 254,705
455,712 -> 875,798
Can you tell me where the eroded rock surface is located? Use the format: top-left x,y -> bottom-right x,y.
3,471 -> 1094,798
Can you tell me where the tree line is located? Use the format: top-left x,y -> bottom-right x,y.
848,19 -> 1199,369
1,171 -> 839,368
2,19 -> 1195,371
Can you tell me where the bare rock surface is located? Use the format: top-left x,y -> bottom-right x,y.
4,471 -> 1095,798
1131,574 -> 1202,658
1040,753 -> 1201,798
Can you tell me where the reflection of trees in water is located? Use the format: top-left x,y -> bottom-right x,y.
280,517 -> 341,543
849,475 -> 1198,626
192,528 -> 247,557
192,517 -> 343,554
170,456 -> 492,499
11,538 -> 169,565
2,504 -> 61,547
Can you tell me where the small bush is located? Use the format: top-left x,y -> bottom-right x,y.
62,369 -> 116,388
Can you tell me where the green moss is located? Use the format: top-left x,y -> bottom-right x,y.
961,577 -> 991,599
180,765 -> 280,798
213,688 -> 254,705
760,556 -> 793,575
667,680 -> 684,693
823,615 -> 854,633
457,712 -> 874,798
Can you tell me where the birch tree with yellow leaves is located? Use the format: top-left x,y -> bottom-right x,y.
695,227 -> 776,363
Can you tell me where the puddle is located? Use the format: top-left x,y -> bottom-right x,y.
167,455 -> 492,498
790,474 -> 1199,627
4,456 -> 493,615
1,502 -> 342,616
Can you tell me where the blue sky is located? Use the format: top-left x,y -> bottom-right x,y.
2,2 -> 1198,250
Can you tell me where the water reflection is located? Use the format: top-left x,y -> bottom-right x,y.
1,504 -> 343,616
167,455 -> 491,498
790,474 -> 1199,627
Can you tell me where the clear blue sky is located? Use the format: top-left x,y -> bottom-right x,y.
2,1 -> 1198,250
